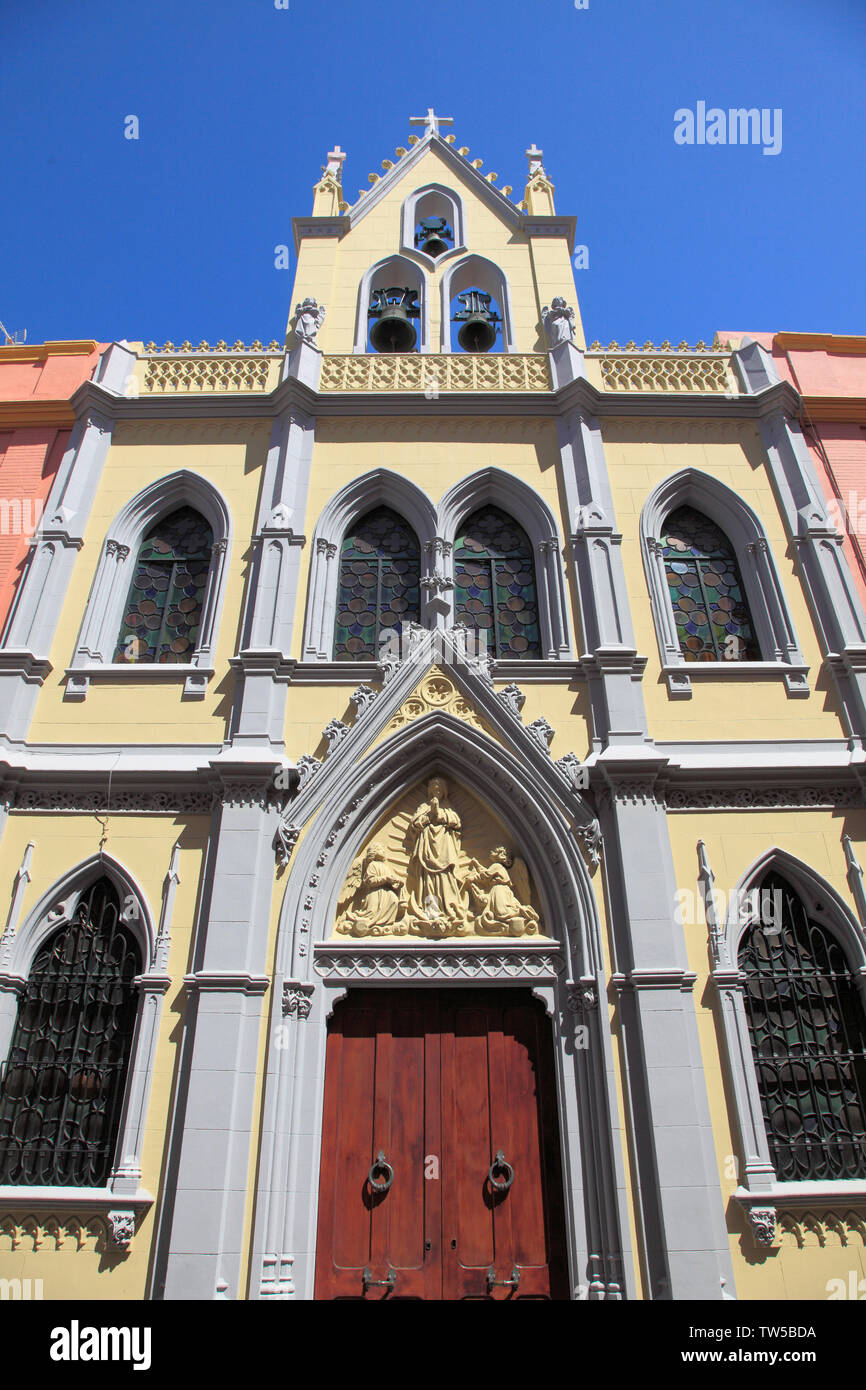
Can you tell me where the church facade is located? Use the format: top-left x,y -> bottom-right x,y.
0,114 -> 865,1302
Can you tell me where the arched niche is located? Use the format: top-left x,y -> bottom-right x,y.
440,254 -> 516,354
400,183 -> 467,269
355,254 -> 428,355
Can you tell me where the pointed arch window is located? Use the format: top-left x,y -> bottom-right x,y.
738,872 -> 866,1183
662,505 -> 759,662
454,505 -> 541,659
334,506 -> 421,660
114,506 -> 214,664
0,878 -> 140,1187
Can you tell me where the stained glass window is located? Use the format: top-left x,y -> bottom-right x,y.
661,505 -> 759,662
0,878 -> 140,1187
454,506 -> 541,659
333,506 -> 421,660
114,506 -> 213,663
739,873 -> 866,1182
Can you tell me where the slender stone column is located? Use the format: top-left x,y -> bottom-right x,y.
231,405 -> 315,749
598,764 -> 735,1299
154,765 -> 280,1300
0,406 -> 114,742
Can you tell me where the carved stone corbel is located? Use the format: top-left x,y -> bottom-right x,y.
747,1206 -> 777,1248
107,1210 -> 136,1249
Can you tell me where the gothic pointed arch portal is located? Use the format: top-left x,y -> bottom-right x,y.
251,715 -> 631,1301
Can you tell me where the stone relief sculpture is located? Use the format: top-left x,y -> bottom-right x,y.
334,776 -> 543,939
464,846 -> 540,936
405,777 -> 467,931
335,842 -> 406,936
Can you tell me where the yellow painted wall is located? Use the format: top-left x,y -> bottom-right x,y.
669,806 -> 866,1299
291,145 -> 584,355
29,419 -> 270,746
0,811 -> 210,1298
605,416 -> 848,741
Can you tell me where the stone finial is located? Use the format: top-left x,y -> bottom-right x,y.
324,145 -> 346,176
525,143 -> 544,174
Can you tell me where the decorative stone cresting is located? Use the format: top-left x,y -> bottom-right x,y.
143,349 -> 278,393
319,353 -> 551,393
587,341 -> 737,395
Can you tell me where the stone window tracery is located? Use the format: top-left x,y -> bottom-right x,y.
453,505 -> 541,659
662,505 -> 759,662
115,506 -> 214,664
333,506 -> 421,660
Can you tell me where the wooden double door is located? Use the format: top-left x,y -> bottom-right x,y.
314,989 -> 569,1300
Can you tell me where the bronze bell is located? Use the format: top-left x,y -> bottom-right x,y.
453,289 -> 500,353
368,287 -> 420,354
415,216 -> 452,259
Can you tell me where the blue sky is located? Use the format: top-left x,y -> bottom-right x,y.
2,0 -> 864,348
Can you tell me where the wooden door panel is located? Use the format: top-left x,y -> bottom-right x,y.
315,996 -> 434,1299
315,989 -> 568,1301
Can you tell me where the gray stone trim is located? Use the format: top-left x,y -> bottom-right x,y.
252,698 -> 630,1301
0,1186 -> 153,1213
67,470 -> 232,701
302,469 -> 438,660
640,467 -> 808,698
154,761 -> 281,1300
758,409 -> 866,739
312,941 -> 564,983
595,757 -> 736,1299
0,404 -> 115,739
713,847 -> 866,1197
0,850 -> 168,1202
556,408 -> 652,751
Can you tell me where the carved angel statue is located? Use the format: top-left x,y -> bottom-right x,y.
405,777 -> 469,933
464,846 -> 540,937
293,298 -> 326,346
335,842 -> 406,936
542,297 -> 576,348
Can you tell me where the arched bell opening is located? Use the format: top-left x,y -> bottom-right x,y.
356,255 -> 427,355
450,287 -> 502,354
401,184 -> 466,268
440,255 -> 515,354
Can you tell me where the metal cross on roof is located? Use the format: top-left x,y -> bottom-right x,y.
525,143 -> 544,173
410,108 -> 454,138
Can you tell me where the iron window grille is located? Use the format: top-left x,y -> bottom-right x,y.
739,872 -> 866,1182
0,878 -> 140,1187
